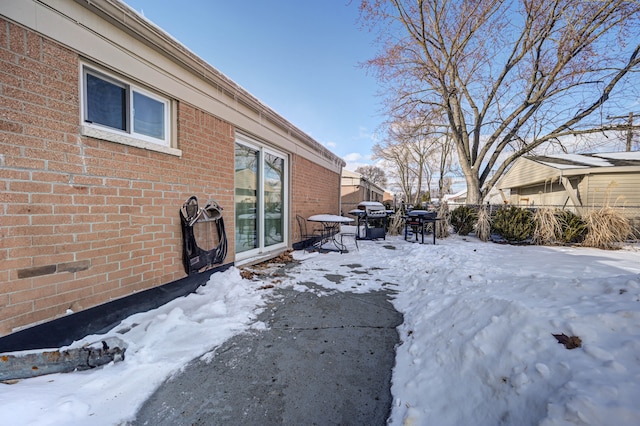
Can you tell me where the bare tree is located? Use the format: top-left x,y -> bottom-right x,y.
355,165 -> 388,187
374,116 -> 454,205
372,134 -> 416,203
360,0 -> 640,204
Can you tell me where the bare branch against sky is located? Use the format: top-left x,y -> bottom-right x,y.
360,0 -> 640,203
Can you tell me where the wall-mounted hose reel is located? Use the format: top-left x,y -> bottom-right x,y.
179,196 -> 228,274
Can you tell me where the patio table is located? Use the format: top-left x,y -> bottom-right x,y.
307,214 -> 355,252
403,210 -> 441,245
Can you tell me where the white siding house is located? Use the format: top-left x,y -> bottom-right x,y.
497,152 -> 640,220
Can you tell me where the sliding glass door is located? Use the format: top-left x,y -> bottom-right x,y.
235,136 -> 287,260
264,152 -> 284,247
235,144 -> 258,253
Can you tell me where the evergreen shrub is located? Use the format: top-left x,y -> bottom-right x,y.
450,205 -> 477,236
556,210 -> 588,244
492,206 -> 534,242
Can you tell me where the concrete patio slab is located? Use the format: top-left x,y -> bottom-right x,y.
131,282 -> 402,425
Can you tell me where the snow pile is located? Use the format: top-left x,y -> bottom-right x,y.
0,268 -> 265,426
1,236 -> 639,425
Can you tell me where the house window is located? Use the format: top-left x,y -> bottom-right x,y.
235,136 -> 288,260
82,65 -> 170,148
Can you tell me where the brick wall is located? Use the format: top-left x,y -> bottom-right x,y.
291,154 -> 341,241
0,20 -> 235,336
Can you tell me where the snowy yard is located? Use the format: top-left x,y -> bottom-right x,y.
1,235 -> 639,425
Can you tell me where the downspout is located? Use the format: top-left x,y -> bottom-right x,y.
338,165 -> 344,215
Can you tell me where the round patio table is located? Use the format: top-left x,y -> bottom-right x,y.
307,214 -> 354,252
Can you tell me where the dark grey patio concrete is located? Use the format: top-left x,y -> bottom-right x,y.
132,282 -> 402,426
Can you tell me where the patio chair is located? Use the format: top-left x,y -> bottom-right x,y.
337,224 -> 358,253
296,214 -> 323,249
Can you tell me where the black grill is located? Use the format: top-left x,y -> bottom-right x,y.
349,202 -> 391,240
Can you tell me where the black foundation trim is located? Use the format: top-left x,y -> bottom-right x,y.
0,263 -> 232,353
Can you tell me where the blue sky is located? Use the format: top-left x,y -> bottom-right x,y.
122,0 -> 381,170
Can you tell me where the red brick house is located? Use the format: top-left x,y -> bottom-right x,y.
0,0 -> 344,345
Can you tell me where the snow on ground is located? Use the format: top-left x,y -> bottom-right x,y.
0,268 -> 266,426
1,236 -> 639,425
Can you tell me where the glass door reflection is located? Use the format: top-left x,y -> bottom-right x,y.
264,152 -> 284,247
235,144 -> 258,253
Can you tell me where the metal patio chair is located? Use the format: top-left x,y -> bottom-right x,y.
296,214 -> 323,249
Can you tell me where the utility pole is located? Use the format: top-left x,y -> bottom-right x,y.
607,112 -> 636,151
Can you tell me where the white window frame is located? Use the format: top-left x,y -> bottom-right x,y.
80,62 -> 180,156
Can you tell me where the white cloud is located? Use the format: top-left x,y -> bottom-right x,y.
355,126 -> 380,144
357,126 -> 371,140
342,152 -> 376,172
344,161 -> 369,172
343,154 -> 372,172
343,152 -> 364,163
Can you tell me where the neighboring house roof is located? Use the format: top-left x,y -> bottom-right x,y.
442,189 -> 467,202
342,169 -> 363,180
497,151 -> 640,189
441,188 -> 506,205
533,151 -> 640,169
341,170 -> 385,194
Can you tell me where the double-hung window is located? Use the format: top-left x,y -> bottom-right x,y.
81,65 -> 172,149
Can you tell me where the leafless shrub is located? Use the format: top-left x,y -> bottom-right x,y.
475,205 -> 491,242
387,211 -> 405,236
583,207 -> 633,249
532,208 -> 562,245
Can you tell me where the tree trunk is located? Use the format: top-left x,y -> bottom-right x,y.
464,173 -> 482,205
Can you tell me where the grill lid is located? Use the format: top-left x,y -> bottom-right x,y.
356,201 -> 385,212
353,201 -> 389,218
366,209 -> 388,217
